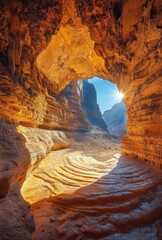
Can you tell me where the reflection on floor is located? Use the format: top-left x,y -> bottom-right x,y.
22,130 -> 162,240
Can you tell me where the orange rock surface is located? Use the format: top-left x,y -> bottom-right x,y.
0,0 -> 162,239
0,0 -> 161,165
23,131 -> 162,240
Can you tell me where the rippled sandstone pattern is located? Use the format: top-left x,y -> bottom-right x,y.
0,0 -> 162,239
21,131 -> 162,240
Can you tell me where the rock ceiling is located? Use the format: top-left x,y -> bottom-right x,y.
0,0 -> 162,239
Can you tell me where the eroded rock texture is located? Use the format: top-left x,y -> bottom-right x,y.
75,0 -> 162,167
0,0 -> 162,239
0,0 -> 90,131
21,132 -> 162,240
0,121 -> 70,239
0,122 -> 33,239
0,184 -> 35,240
0,0 -> 161,165
103,101 -> 127,138
81,80 -> 108,131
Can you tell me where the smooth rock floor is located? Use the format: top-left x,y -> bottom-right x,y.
22,131 -> 162,240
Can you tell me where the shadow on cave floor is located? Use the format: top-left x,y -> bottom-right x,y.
0,122 -> 35,239
31,154 -> 162,240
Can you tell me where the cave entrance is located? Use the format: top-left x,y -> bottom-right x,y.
80,77 -> 127,139
21,77 -> 126,207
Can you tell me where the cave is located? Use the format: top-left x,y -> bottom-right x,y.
0,0 -> 162,239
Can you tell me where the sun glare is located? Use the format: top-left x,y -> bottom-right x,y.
115,91 -> 124,101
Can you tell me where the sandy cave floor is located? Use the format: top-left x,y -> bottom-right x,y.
21,130 -> 162,240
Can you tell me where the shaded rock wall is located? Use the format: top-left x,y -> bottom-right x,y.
0,122 -> 30,198
0,121 -> 70,239
81,80 -> 108,131
103,101 -> 127,138
0,184 -> 35,240
0,122 -> 34,239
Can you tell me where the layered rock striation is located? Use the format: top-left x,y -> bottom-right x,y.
0,0 -> 162,166
81,80 -> 108,131
0,121 -> 70,239
22,132 -> 162,240
75,0 -> 162,167
103,101 -> 127,138
0,0 -> 162,239
0,0 -> 91,132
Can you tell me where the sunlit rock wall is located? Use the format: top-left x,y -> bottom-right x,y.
0,0 -> 161,180
1,0 -> 161,167
0,0 -> 162,238
0,0 -> 90,132
0,121 -> 70,239
75,0 -> 162,167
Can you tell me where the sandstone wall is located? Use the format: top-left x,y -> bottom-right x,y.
75,0 -> 162,167
0,0 -> 90,131
0,53 -> 90,131
0,0 -> 162,238
0,0 -> 161,179
0,121 -> 70,239
1,0 -> 161,167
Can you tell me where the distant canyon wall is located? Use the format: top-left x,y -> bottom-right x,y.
81,80 -> 108,131
103,101 -> 127,138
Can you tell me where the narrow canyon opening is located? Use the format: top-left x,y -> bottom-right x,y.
0,0 -> 162,240
86,77 -> 128,139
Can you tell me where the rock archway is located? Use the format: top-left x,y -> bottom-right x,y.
35,0 -> 162,167
1,0 -> 161,165
0,0 -> 162,239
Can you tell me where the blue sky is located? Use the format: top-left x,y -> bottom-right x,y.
88,77 -> 121,114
